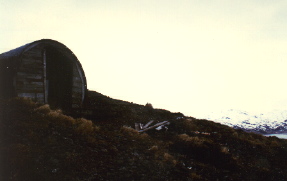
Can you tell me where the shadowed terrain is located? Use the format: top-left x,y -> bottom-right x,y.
1,90 -> 287,180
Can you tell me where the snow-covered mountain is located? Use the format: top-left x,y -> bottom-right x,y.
199,109 -> 287,134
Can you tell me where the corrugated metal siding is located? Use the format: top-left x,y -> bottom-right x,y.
15,45 -> 45,103
0,39 -> 87,109
71,63 -> 83,108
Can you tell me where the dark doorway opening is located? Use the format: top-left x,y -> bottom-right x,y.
46,47 -> 73,110
0,61 -> 16,99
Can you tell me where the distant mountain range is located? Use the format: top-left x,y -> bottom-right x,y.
200,109 -> 287,134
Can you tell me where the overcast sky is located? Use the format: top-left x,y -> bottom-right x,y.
1,0 -> 287,117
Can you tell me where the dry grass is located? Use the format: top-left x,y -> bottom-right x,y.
1,97 -> 287,181
221,146 -> 229,154
75,118 -> 99,135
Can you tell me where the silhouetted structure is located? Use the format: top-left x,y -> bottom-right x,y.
0,39 -> 87,110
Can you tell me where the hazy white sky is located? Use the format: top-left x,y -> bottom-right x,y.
1,0 -> 287,117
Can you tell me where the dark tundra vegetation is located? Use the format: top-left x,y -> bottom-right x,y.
1,90 -> 287,181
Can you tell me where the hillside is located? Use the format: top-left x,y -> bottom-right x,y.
1,91 -> 287,180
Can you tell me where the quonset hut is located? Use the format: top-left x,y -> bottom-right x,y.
0,39 -> 87,110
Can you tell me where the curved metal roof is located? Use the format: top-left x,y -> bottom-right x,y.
0,39 -> 78,60
0,38 -> 87,91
